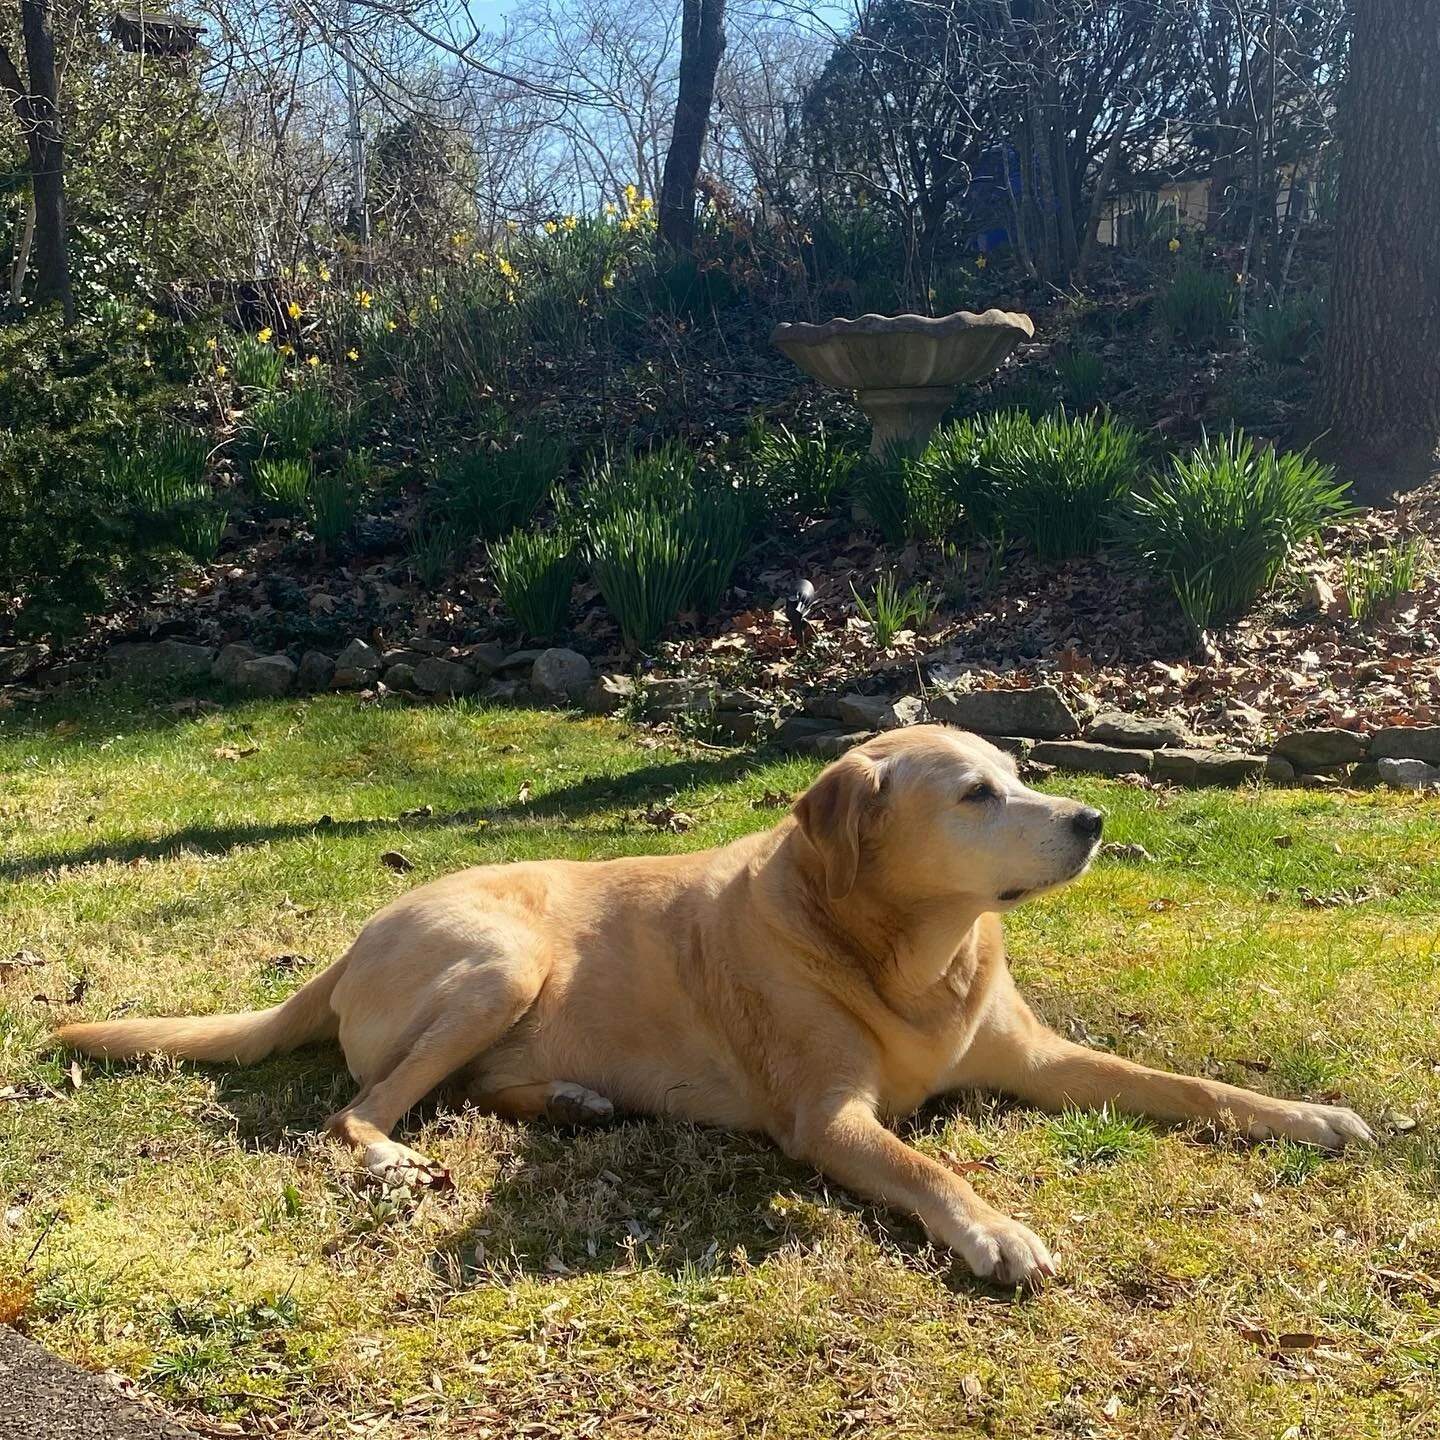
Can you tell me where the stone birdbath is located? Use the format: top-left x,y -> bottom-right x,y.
770,309 -> 1035,454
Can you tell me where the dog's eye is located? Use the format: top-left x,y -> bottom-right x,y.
962,783 -> 996,803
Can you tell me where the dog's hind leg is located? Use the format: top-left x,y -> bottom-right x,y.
326,967 -> 540,1187
471,1079 -> 615,1126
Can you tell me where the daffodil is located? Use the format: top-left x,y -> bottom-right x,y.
1167,237 -> 1181,253
543,219 -> 558,235
257,326 -> 273,343
427,295 -> 440,313
278,343 -> 294,355
346,348 -> 359,361
287,301 -> 303,319
496,257 -> 515,279
604,202 -> 617,216
214,364 -> 228,377
307,354 -> 320,368
355,289 -> 373,308
602,271 -> 616,290
562,214 -> 578,231
385,319 -> 398,332
975,254 -> 988,269
318,264 -> 332,282
205,337 -> 218,350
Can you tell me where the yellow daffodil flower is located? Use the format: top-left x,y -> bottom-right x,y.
976,255 -> 988,269
307,354 -> 320,367
214,364 -> 228,377
287,301 -> 303,319
257,326 -> 273,343
278,343 -> 294,355
318,264 -> 332,282
1167,237 -> 1181,253
346,349 -> 359,361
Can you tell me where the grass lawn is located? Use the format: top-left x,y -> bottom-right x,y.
2,687 -> 1438,1438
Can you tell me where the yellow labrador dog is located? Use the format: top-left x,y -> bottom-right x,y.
58,725 -> 1372,1287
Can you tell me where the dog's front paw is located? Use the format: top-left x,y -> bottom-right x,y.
1251,1103 -> 1375,1151
955,1215 -> 1057,1290
362,1140 -> 454,1190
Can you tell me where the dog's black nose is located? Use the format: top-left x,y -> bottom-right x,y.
1072,807 -> 1104,839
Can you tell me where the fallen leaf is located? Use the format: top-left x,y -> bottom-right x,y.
212,743 -> 259,761
0,950 -> 44,975
381,850 -> 415,872
399,805 -> 433,820
517,782 -> 533,804
66,974 -> 89,1006
1272,834 -> 1293,849
67,1060 -> 83,1090
939,1150 -> 1001,1177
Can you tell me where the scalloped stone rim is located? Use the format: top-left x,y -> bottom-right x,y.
769,308 -> 1034,345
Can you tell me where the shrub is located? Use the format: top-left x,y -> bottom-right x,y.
1249,293 -> 1325,366
580,441 -> 697,517
1342,539 -> 1428,622
856,441 -> 961,546
1057,347 -> 1105,410
1160,267 -> 1234,344
253,457 -> 312,515
1124,431 -> 1351,634
489,528 -> 580,640
100,424 -> 226,564
974,410 -> 1143,559
745,421 -> 858,522
434,434 -> 567,540
586,503 -> 701,652
852,572 -> 936,648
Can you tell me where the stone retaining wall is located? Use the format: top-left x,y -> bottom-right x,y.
8,639 -> 1440,792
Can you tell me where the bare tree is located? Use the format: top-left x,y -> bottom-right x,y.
658,0 -> 727,250
0,0 -> 74,319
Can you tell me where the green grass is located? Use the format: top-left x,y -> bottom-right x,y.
2,688 -> 1438,1436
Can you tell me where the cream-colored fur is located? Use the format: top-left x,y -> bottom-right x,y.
57,726 -> 1373,1287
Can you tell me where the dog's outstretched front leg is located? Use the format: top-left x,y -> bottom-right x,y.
785,1097 -> 1055,1289
958,987 -> 1374,1150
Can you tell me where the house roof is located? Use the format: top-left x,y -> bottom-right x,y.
111,7 -> 204,55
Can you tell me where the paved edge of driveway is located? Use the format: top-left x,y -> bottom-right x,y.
0,1326 -> 203,1440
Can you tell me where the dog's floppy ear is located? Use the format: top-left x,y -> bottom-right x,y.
794,755 -> 884,901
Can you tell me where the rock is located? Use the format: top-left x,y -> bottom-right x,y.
1272,727 -> 1368,770
1153,748 -> 1265,787
333,638 -> 382,689
412,656 -> 479,697
108,639 -> 215,680
776,715 -> 839,748
1298,773 -> 1340,789
1030,740 -> 1153,777
483,677 -> 525,702
0,643 -> 47,681
1349,761 -> 1382,788
837,693 -> 930,731
811,730 -> 876,758
383,662 -> 417,692
212,642 -> 259,684
583,674 -> 635,714
467,643 -> 509,676
716,690 -> 760,712
235,654 -> 297,696
711,709 -> 761,742
381,648 -> 431,670
402,637 -> 448,656
496,648 -> 546,674
928,684 -> 1080,740
1369,726 -> 1440,765
976,734 -> 1034,761
1263,754 -> 1296,783
1376,756 -> 1440,790
40,660 -> 94,688
803,694 -> 846,720
645,677 -> 716,716
296,650 -> 336,692
1085,708 -> 1190,750
531,648 -> 594,701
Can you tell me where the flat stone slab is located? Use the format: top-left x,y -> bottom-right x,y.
0,1327 -> 199,1439
1153,748 -> 1265,786
1272,727 -> 1368,769
1031,740 -> 1153,777
928,684 -> 1080,740
1369,726 -> 1440,765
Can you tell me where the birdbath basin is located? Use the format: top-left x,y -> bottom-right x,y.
770,309 -> 1035,454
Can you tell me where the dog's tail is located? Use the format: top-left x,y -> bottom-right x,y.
54,952 -> 349,1065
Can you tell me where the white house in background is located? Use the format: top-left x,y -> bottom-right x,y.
1097,162 -> 1315,247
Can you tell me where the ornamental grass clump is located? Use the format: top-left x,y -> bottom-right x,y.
1124,431 -> 1351,634
489,528 -> 580,641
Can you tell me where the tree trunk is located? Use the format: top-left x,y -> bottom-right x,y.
657,0 -> 727,253
1323,0 -> 1440,499
0,0 -> 73,321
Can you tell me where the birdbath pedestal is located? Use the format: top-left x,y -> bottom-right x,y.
770,310 -> 1035,454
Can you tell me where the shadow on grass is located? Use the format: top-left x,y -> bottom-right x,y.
1,750 -> 772,880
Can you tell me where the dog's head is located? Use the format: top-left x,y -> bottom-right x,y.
793,725 -> 1102,908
